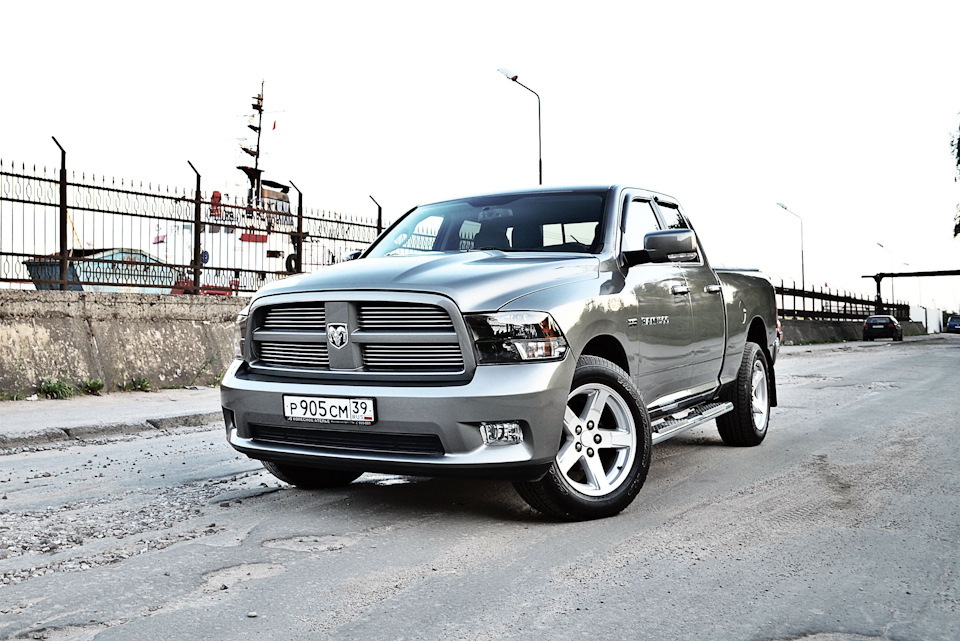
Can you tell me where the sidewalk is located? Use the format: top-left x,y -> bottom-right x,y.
0,386 -> 222,450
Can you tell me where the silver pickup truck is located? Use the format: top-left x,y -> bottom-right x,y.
221,185 -> 780,520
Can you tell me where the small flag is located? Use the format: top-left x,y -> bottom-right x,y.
273,120 -> 276,130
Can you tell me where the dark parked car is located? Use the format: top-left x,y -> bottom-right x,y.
863,315 -> 903,341
946,315 -> 960,334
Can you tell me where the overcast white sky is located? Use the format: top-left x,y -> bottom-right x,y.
4,0 -> 960,310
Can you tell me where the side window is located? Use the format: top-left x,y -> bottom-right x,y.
622,199 -> 661,252
658,203 -> 688,230
657,202 -> 700,261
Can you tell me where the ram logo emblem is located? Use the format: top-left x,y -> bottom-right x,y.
327,323 -> 349,349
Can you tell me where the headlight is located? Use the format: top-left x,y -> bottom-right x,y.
234,307 -> 249,360
465,312 -> 568,364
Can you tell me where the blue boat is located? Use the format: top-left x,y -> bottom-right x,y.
23,248 -> 178,294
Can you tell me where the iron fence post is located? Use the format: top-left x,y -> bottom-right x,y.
53,137 -> 68,291
188,161 -> 201,294
370,195 -> 382,235
290,181 -> 303,273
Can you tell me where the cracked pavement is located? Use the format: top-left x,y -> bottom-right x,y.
0,338 -> 958,640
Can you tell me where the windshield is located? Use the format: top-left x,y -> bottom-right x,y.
365,192 -> 606,258
950,316 -> 960,323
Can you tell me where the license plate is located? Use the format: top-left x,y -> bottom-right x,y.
873,324 -> 885,328
283,395 -> 376,425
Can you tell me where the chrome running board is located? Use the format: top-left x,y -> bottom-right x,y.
650,402 -> 733,445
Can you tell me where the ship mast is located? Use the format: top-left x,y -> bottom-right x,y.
238,80 -> 265,207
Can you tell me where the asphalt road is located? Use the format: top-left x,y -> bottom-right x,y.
1,336 -> 959,640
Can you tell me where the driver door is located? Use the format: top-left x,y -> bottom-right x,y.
621,196 -> 693,406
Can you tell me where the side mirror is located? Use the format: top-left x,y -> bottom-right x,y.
346,251 -> 362,261
643,230 -> 698,263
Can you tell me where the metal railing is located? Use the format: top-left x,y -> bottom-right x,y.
776,280 -> 909,322
0,153 -> 380,295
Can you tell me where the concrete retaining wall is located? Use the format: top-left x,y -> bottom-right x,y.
781,318 -> 926,345
0,291 -> 931,398
0,291 -> 246,397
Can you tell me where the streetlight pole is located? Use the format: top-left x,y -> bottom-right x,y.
776,202 -> 805,291
876,242 -> 894,303
498,68 -> 542,185
903,262 -> 920,307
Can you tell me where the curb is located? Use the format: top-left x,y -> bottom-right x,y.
0,411 -> 223,451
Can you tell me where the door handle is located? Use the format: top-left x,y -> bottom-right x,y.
705,284 -> 722,294
670,285 -> 690,296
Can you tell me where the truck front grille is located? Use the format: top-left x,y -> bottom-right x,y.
248,296 -> 472,381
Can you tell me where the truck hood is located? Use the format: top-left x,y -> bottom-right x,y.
255,252 -> 600,311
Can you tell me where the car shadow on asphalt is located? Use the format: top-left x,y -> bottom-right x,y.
316,475 -> 556,523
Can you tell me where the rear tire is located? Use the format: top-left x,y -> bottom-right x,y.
513,356 -> 652,521
717,342 -> 770,447
262,461 -> 362,489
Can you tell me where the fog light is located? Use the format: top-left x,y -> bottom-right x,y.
480,421 -> 523,445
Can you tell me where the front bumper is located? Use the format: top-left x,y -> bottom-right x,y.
220,357 -> 575,480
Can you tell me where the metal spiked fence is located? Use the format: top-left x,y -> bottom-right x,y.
0,148 -> 379,295
776,280 -> 909,322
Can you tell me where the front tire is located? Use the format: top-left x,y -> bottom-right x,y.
262,461 -> 362,489
717,342 -> 770,446
513,356 -> 652,521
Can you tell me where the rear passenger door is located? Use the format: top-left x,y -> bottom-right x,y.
621,195 -> 693,406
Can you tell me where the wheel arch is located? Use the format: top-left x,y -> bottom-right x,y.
580,334 -> 630,376
746,316 -> 778,407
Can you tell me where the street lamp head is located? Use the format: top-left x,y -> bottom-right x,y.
776,202 -> 788,210
498,67 -> 518,82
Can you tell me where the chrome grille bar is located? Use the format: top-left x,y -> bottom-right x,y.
362,345 -> 464,370
359,304 -> 454,330
263,306 -> 326,330
258,342 -> 329,369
